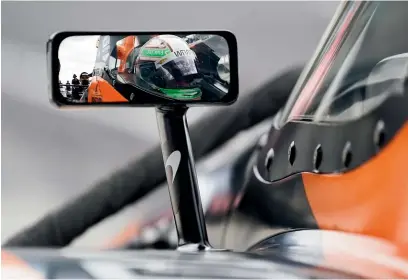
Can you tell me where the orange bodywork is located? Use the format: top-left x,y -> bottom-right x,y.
1,251 -> 44,279
117,36 -> 138,73
303,121 -> 408,255
87,77 -> 128,103
88,35 -> 139,103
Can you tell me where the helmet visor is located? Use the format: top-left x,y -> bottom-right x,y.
138,54 -> 202,100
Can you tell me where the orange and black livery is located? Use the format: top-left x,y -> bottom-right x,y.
249,0 -> 408,256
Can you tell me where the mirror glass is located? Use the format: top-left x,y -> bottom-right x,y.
56,33 -> 234,104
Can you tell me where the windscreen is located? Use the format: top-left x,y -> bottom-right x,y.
279,1 -> 408,126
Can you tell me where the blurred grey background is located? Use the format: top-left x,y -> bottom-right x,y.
1,1 -> 338,247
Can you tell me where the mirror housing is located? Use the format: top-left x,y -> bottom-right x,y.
47,31 -> 238,107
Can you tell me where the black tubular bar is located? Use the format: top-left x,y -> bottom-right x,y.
156,106 -> 211,250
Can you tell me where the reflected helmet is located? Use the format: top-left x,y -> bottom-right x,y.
134,34 -> 202,100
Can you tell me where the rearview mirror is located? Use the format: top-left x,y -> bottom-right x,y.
46,30 -> 239,250
47,31 -> 238,107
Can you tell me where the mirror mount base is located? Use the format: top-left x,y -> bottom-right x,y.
156,105 -> 212,250
177,243 -> 230,252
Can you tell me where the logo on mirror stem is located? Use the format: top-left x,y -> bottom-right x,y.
165,150 -> 181,183
165,150 -> 181,215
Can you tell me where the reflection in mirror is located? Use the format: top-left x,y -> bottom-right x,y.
58,34 -> 231,104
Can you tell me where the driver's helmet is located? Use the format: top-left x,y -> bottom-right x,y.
255,1 -> 408,251
134,34 -> 202,100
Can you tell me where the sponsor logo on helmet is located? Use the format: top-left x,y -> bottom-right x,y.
174,49 -> 195,58
141,48 -> 171,58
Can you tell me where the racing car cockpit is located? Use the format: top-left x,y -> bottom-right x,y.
88,34 -> 232,103
249,1 -> 408,256
6,2 -> 408,278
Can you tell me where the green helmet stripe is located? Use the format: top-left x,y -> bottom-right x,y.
141,48 -> 171,58
160,88 -> 202,100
